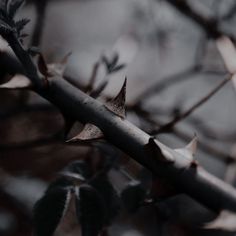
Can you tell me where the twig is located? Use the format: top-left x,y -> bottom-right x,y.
155,76 -> 231,134
164,0 -> 234,40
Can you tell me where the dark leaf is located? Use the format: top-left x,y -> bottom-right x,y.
33,188 -> 71,236
105,78 -> 126,118
46,177 -> 73,194
8,0 -> 24,19
76,184 -> 106,236
64,160 -> 93,180
0,20 -> 13,35
15,18 -> 30,34
121,181 -> 146,213
90,174 -> 120,224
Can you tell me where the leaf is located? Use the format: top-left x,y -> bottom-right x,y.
121,181 -> 146,213
67,123 -> 104,142
145,138 -> 174,163
0,20 -> 13,35
15,18 -> 30,34
54,190 -> 79,236
175,134 -> 198,162
90,174 -> 121,223
105,78 -> 126,118
204,210 -> 236,232
46,177 -> 73,194
8,0 -> 24,19
0,74 -> 32,89
63,160 -> 93,180
33,188 -> 71,236
76,184 -> 107,236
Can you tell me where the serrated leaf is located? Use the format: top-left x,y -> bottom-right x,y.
105,78 -> 126,118
121,181 -> 146,213
90,174 -> 121,224
15,18 -> 30,34
67,123 -> 104,142
76,184 -> 107,236
8,0 -> 24,19
0,20 -> 13,35
204,210 -> 236,232
175,134 -> 198,162
0,74 -> 32,89
145,138 -> 174,163
33,188 -> 71,236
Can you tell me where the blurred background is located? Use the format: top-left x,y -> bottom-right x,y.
1,0 -> 236,235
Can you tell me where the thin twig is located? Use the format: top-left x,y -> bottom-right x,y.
155,76 -> 231,134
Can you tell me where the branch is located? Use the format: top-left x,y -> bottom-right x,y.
164,0 -> 234,40
155,75 -> 231,134
2,33 -> 236,214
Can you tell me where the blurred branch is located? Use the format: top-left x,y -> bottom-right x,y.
155,75 -> 231,134
164,0 -> 234,40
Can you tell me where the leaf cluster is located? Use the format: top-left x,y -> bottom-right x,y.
0,0 -> 29,40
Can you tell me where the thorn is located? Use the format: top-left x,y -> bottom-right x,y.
105,78 -> 127,118
185,133 -> 198,157
145,137 -> 174,163
60,51 -> 72,65
0,74 -> 32,89
66,123 -> 104,143
37,53 -> 48,77
175,134 -> 198,162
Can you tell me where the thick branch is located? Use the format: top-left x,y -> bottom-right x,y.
2,24 -> 236,214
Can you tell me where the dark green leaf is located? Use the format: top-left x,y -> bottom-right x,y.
90,174 -> 120,224
8,0 -> 24,19
121,181 -> 146,213
15,18 -> 30,34
33,188 -> 71,236
76,184 -> 106,236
